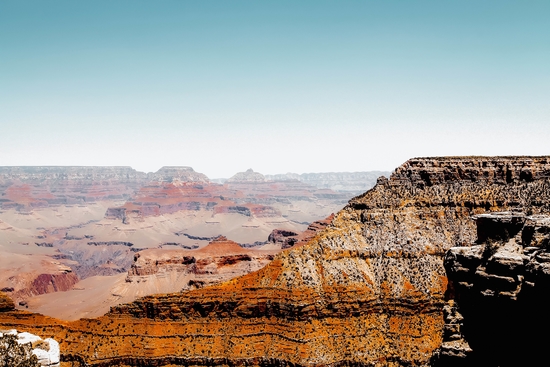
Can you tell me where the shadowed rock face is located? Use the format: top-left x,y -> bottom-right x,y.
444,212 -> 550,366
0,292 -> 15,311
1,156 -> 550,367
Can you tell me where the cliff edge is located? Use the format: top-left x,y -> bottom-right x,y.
1,156 -> 549,366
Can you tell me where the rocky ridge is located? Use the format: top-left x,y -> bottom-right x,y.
266,171 -> 390,193
1,156 -> 549,366
126,236 -> 278,291
267,214 -> 335,249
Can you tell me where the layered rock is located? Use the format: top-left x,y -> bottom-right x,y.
127,236 -> 278,291
106,168 -> 348,225
0,166 -> 147,210
443,212 -> 550,366
2,262 -> 79,305
267,214 -> 335,249
146,166 -> 210,183
226,169 -> 267,183
1,156 -> 549,366
266,171 -> 390,194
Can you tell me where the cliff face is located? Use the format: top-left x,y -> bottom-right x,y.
0,166 -> 147,210
444,212 -> 550,366
127,236 -> 278,291
266,171 -> 390,194
268,214 -> 335,249
3,262 -> 79,305
1,156 -> 549,367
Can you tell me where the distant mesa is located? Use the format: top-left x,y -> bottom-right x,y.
147,166 -> 210,183
226,168 -> 267,183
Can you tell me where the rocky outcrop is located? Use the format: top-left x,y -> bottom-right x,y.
11,268 -> 79,302
268,214 -> 335,249
1,156 -> 549,367
147,166 -> 210,183
226,169 -> 267,183
127,236 -> 278,291
0,329 -> 60,367
0,292 -> 15,311
443,211 -> 550,366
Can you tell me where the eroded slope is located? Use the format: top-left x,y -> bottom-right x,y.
1,156 -> 550,366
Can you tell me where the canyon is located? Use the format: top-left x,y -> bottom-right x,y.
1,156 -> 549,366
0,166 -> 384,319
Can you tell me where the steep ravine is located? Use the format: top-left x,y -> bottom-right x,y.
0,156 -> 549,366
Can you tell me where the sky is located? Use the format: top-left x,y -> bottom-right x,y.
1,1 -> 549,178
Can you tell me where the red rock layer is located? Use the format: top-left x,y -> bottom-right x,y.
127,236 -> 278,290
10,269 -> 79,303
107,169 -> 346,221
0,166 -> 148,210
1,156 -> 549,366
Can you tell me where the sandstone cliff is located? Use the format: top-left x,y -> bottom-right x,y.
1,156 -> 549,366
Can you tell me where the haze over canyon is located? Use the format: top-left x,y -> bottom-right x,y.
2,156 -> 550,367
0,166 -> 386,320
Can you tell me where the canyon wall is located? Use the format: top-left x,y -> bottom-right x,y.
266,170 -> 390,194
0,166 -> 147,210
443,212 -> 550,366
1,156 -> 549,366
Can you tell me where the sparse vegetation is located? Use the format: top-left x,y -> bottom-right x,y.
0,333 -> 40,367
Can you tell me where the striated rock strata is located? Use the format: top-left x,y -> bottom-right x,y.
268,214 -> 335,249
127,236 -> 278,291
444,211 -> 550,366
1,156 -> 550,366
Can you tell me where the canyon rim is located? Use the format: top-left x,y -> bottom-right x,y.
1,156 -> 550,366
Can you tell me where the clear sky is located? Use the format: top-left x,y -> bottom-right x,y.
1,1 -> 549,178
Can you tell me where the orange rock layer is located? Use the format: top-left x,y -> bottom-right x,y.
1,156 -> 550,366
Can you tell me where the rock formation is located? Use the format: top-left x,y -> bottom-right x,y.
226,168 -> 267,183
2,262 -> 79,306
266,171 -> 390,194
0,328 -> 60,367
126,236 -> 278,291
443,211 -> 550,366
0,292 -> 15,312
1,156 -> 549,366
0,166 -> 147,211
267,214 -> 335,249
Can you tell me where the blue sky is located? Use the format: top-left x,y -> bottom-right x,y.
1,1 -> 549,177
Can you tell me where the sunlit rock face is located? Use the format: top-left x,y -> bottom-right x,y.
1,156 -> 549,367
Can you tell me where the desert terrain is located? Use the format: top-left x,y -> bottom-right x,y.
0,166 -> 385,320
